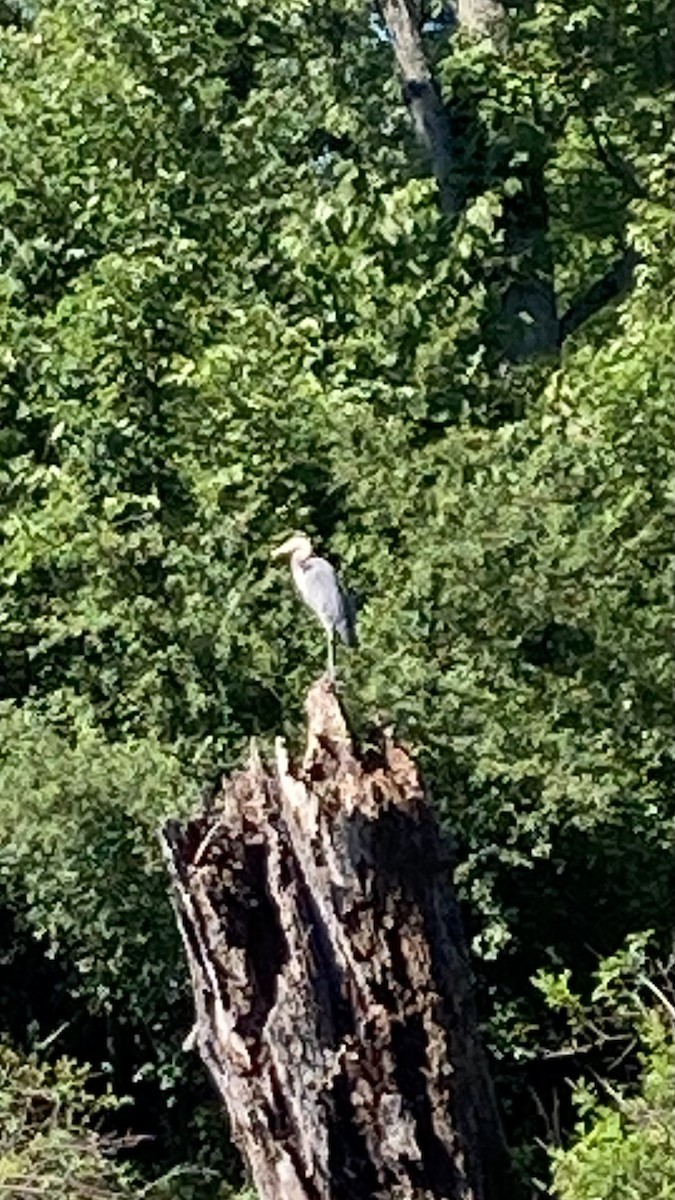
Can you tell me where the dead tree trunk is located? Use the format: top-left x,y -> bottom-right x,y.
161,680 -> 505,1200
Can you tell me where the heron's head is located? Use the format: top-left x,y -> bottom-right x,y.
271,532 -> 314,561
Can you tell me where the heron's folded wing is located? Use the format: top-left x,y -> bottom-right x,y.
299,556 -> 347,626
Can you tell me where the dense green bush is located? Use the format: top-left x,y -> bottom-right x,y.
0,0 -> 672,1193
536,936 -> 675,1200
0,1041 -> 132,1198
0,1039 -> 256,1199
552,1023 -> 674,1200
0,709 -> 191,1020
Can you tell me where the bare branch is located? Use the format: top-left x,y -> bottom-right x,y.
559,248 -> 638,343
640,975 -> 675,1023
584,116 -> 647,199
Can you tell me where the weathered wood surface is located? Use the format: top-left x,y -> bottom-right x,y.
161,679 -> 504,1200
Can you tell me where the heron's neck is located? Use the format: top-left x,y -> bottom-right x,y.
291,548 -> 312,570
290,549 -> 313,590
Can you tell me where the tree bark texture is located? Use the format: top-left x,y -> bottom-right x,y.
161,679 -> 504,1200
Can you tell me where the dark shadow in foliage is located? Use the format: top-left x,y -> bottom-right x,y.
0,0 -> 33,27
0,371 -> 56,468
222,51 -> 257,105
0,633 -> 31,701
0,906 -> 91,1048
441,764 -> 675,1191
519,619 -> 670,736
519,622 -> 595,674
0,559 -> 92,702
269,459 -> 351,549
118,14 -> 257,153
233,678 -> 284,738
10,244 -> 104,318
0,904 -> 244,1192
87,420 -> 199,531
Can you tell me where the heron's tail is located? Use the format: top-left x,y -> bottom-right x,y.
338,622 -> 358,648
337,592 -> 358,647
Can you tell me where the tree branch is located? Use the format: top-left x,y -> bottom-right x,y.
584,116 -> 647,200
559,247 -> 638,343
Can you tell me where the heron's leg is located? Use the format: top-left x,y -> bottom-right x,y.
326,629 -> 335,681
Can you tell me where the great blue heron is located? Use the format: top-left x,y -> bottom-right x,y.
271,533 -> 357,679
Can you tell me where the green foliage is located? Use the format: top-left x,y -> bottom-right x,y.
552,1025 -> 674,1200
0,1041 -> 132,1198
347,259 -> 673,968
0,707 -> 192,1021
0,0 -> 672,1193
441,0 -> 674,309
535,936 -> 675,1200
0,1040 -> 256,1200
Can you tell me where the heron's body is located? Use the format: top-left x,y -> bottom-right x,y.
272,534 -> 357,677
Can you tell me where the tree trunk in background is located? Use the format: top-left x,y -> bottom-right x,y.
161,679 -> 505,1200
454,0 -> 633,355
455,0 -> 559,360
379,0 -> 457,213
457,0 -> 503,37
380,0 -> 559,361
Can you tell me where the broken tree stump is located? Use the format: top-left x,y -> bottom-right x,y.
161,680 -> 505,1200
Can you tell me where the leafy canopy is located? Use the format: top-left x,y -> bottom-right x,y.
0,0 -> 672,1194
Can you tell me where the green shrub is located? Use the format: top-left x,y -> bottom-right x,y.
535,934 -> 675,1199
0,1041 -> 132,1199
551,1015 -> 674,1200
0,706 -> 192,1025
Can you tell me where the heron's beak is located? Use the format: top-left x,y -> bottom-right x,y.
271,540 -> 293,559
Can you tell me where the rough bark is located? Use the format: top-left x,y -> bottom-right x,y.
161,679 -> 505,1200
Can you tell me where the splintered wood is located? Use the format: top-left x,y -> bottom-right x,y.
161,680 -> 503,1200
